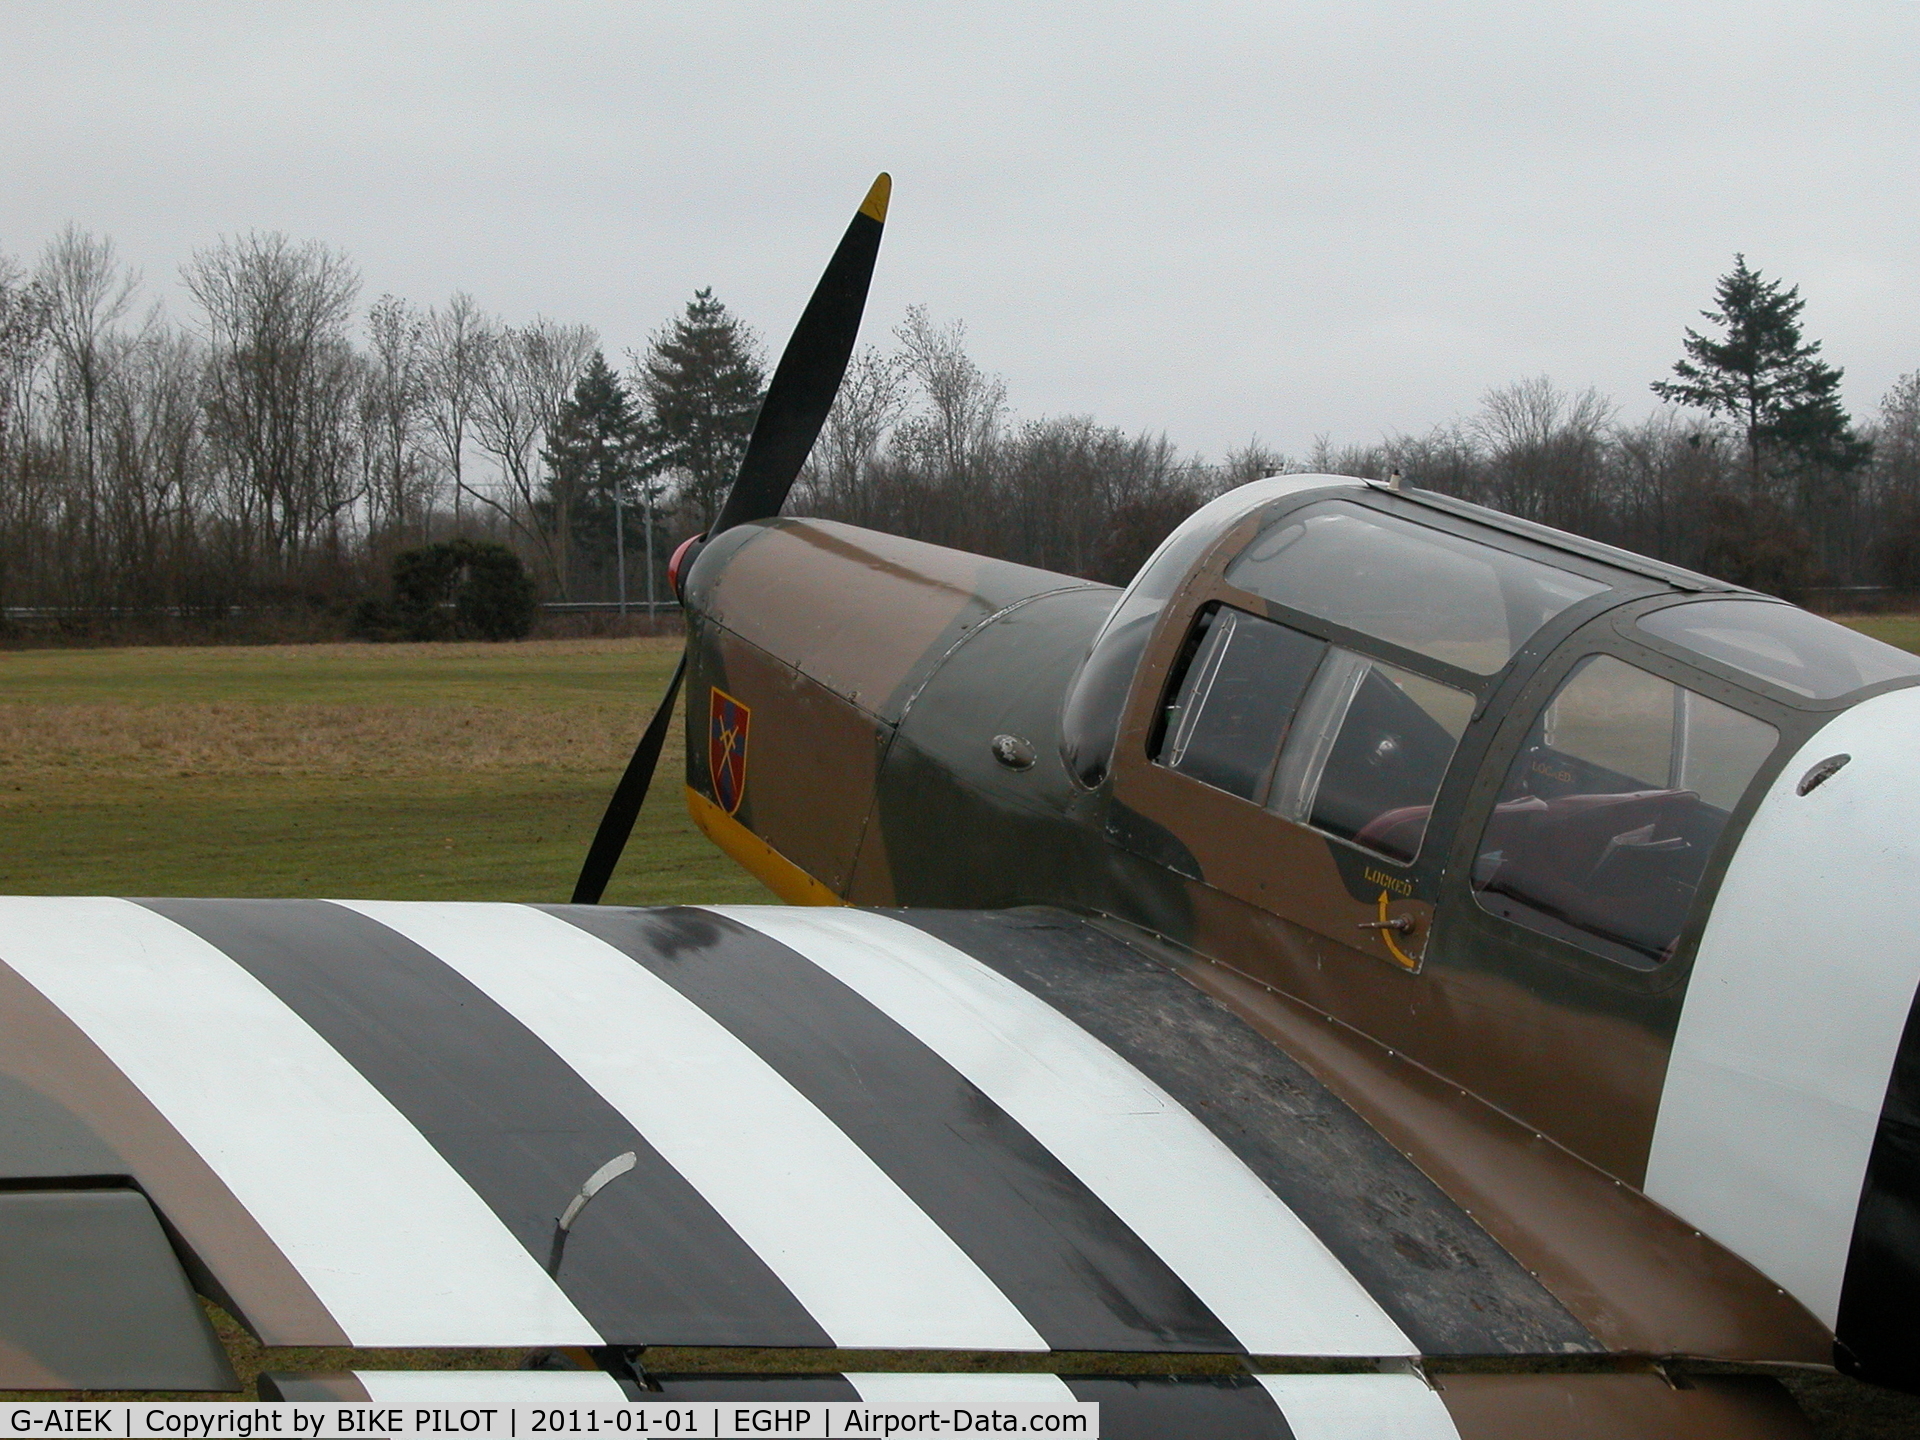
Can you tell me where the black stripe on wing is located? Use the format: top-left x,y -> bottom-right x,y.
552,903 -> 1239,1354
901,909 -> 1597,1357
139,898 -> 827,1347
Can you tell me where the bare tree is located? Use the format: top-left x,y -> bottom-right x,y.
1874,372 -> 1920,505
795,343 -> 907,519
994,416 -> 1205,581
1610,410 -> 1723,568
468,317 -> 596,586
470,326 -> 540,543
1219,436 -> 1291,489
423,291 -> 489,527
36,226 -> 140,568
0,252 -> 50,464
183,232 -> 363,569
519,317 -> 599,434
1864,373 -> 1920,587
1471,375 -> 1616,530
0,252 -> 52,606
517,317 -> 596,593
893,305 -> 1005,496
98,324 -> 207,604
1382,424 -> 1490,503
359,294 -> 433,541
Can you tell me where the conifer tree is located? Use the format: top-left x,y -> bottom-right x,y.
635,288 -> 765,528
1652,254 -> 1870,489
542,349 -> 643,589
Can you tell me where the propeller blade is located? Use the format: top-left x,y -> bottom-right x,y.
711,172 -> 890,535
571,175 -> 889,904
570,653 -> 685,905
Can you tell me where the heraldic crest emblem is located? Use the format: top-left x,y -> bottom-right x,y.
708,687 -> 751,816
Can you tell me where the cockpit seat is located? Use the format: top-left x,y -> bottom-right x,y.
1477,789 -> 1704,958
1353,804 -> 1435,861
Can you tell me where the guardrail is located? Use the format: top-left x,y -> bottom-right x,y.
1800,587 -> 1920,613
3,601 -> 679,619
536,601 -> 678,615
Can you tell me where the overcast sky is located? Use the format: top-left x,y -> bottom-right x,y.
4,2 -> 1915,459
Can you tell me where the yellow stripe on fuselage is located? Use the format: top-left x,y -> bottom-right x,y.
686,787 -> 844,907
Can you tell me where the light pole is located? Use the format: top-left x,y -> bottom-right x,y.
644,485 -> 656,616
614,489 -> 627,616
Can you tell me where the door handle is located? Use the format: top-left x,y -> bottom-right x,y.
1361,891 -> 1422,971
1357,915 -> 1416,935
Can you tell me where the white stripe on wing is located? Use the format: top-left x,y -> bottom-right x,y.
711,906 -> 1414,1358
845,1373 -> 1077,1405
344,901 -> 1045,1352
1256,1374 -> 1460,1439
0,896 -> 597,1348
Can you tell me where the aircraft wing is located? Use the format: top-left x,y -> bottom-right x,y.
0,897 -> 1816,1437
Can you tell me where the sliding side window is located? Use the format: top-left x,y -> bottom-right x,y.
1156,606 -> 1325,802
1267,651 -> 1474,863
1155,605 -> 1473,864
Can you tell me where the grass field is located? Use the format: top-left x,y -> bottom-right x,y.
0,637 -> 770,904
1842,613 -> 1920,651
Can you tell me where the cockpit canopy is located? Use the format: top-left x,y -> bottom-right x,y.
1060,473 -> 1920,970
1063,476 -> 1629,787
1637,598 -> 1920,699
1060,474 -> 1920,799
1224,500 -> 1611,675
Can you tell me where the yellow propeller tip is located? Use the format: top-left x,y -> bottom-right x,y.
859,173 -> 891,223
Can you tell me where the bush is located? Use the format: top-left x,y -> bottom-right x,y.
1693,488 -> 1817,602
348,595 -> 403,642
363,540 -> 538,642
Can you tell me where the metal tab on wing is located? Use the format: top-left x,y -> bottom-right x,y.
343,900 -> 1045,1351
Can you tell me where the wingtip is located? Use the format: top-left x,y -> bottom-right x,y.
859,173 -> 892,223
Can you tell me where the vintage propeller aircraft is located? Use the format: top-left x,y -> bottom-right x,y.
4,175 -> 1918,1439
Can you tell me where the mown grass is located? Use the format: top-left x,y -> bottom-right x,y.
1836,612 -> 1920,656
0,637 -> 769,905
